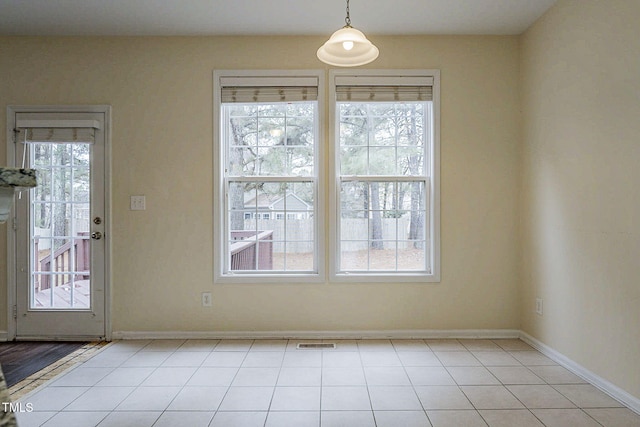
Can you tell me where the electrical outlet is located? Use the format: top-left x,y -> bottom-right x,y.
535,298 -> 543,316
130,195 -> 146,211
202,292 -> 212,307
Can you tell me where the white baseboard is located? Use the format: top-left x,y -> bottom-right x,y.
111,329 -> 520,341
0,331 -> 8,342
520,331 -> 640,415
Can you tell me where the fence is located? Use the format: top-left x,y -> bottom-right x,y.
245,218 -> 413,253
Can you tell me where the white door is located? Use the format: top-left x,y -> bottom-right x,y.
10,108 -> 109,340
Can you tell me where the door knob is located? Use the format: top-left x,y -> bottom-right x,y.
91,231 -> 102,240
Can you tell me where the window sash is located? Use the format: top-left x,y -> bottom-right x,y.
220,96 -> 319,276
336,177 -> 431,274
224,177 -> 317,274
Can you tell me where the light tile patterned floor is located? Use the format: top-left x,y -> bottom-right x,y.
12,339 -> 640,427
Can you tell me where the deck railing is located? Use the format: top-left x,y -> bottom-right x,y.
34,233 -> 90,291
230,230 -> 273,270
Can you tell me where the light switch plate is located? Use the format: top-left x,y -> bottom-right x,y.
202,292 -> 212,307
130,195 -> 146,210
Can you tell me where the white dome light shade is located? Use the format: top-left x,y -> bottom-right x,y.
317,26 -> 379,67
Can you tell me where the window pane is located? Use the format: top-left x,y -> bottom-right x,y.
287,103 -> 315,118
398,146 -> 424,176
286,214 -> 314,242
73,204 -> 91,234
287,146 -> 314,176
340,117 -> 367,147
371,115 -> 396,146
368,147 -> 396,175
52,144 -> 72,166
72,144 -> 91,167
229,182 -> 250,230
33,144 -> 52,168
338,103 -> 427,178
225,179 -> 315,273
230,104 -> 258,117
257,146 -> 287,175
258,104 -> 286,117
340,181 -> 367,212
34,171 -> 52,202
228,116 -> 258,147
369,246 -> 397,270
339,103 -> 367,117
287,181 -> 314,209
338,125 -> 429,272
286,115 -> 315,145
72,167 -> 90,202
258,117 -> 286,147
271,241 -> 285,270
397,244 -> 427,271
341,214 -> 367,241
225,102 -> 315,178
284,242 -> 314,271
340,147 -> 367,175
340,244 -> 369,270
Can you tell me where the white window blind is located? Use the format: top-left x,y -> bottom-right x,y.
220,76 -> 319,103
335,75 -> 433,102
16,119 -> 100,144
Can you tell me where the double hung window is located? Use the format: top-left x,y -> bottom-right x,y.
214,71 -> 324,282
330,70 -> 440,282
214,70 -> 439,283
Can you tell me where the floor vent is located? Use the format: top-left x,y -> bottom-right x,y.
296,343 -> 336,349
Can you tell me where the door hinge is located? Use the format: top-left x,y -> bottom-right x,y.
12,305 -> 17,319
12,217 -> 18,231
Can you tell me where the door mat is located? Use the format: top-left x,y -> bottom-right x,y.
0,342 -> 87,387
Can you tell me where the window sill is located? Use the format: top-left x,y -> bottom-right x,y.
215,272 -> 325,284
330,272 -> 441,283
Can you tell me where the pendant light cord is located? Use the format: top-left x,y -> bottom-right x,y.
345,0 -> 351,27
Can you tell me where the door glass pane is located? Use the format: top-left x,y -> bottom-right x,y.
30,142 -> 91,310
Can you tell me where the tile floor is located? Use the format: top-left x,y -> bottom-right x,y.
13,338 -> 640,427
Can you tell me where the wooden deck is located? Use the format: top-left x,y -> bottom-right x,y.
33,280 -> 90,309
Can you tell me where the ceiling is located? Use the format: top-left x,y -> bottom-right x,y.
0,0 -> 557,37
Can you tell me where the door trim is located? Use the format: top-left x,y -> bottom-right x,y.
6,105 -> 112,341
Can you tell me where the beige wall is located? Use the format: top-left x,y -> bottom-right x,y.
0,35 -> 521,334
521,0 -> 640,398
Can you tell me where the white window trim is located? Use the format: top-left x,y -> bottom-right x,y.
213,70 -> 325,284
328,69 -> 441,283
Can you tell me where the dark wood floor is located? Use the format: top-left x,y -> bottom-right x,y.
0,341 -> 86,387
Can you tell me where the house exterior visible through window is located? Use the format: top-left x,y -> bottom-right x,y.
214,71 -> 324,282
214,70 -> 438,283
330,70 -> 440,282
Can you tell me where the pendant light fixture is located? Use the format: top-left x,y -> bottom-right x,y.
317,0 -> 379,67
